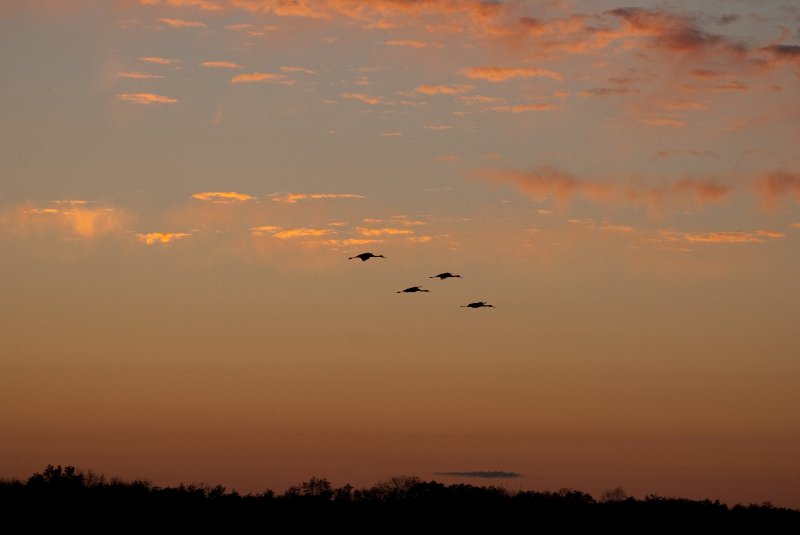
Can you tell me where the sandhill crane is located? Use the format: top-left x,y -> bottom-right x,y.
348,252 -> 385,261
397,286 -> 430,293
460,301 -> 494,308
430,272 -> 461,280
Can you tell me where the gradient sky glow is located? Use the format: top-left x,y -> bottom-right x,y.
1,0 -> 799,506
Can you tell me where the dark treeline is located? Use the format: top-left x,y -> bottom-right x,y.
1,465 -> 797,530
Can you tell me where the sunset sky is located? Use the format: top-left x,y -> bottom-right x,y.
1,0 -> 799,507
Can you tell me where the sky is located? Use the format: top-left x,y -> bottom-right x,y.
1,0 -> 799,507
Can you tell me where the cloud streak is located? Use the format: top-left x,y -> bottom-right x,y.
271,193 -> 365,204
117,93 -> 178,105
201,61 -> 242,68
191,191 -> 256,203
231,72 -> 285,84
462,66 -> 562,82
158,18 -> 207,28
136,232 -> 191,245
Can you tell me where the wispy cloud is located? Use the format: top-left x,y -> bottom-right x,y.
580,87 -> 640,97
140,56 -> 174,65
145,0 -> 222,11
659,229 -> 785,244
462,66 -> 562,82
191,191 -> 256,203
434,471 -> 523,479
280,66 -> 315,74
9,202 -> 126,239
271,193 -> 365,204
201,61 -> 242,69
415,84 -> 471,96
117,71 -> 164,79
136,232 -> 191,245
273,228 -> 335,239
341,92 -> 383,105
356,227 -> 413,236
158,18 -> 207,29
385,39 -> 438,49
231,72 -> 285,84
487,103 -> 553,113
117,93 -> 178,105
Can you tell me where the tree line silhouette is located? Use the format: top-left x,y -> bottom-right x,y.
1,465 -> 796,529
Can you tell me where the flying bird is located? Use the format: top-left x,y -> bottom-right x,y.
397,286 -> 430,293
348,252 -> 385,261
461,301 -> 494,308
430,272 -> 461,280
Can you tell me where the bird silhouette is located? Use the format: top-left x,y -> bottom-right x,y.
460,301 -> 494,308
430,272 -> 461,280
397,286 -> 430,293
348,252 -> 385,261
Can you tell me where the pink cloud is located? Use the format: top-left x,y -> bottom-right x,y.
479,166 -> 731,211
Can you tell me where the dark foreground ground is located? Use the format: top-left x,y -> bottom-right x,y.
1,466 -> 797,530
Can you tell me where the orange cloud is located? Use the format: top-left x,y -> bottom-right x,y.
415,84 -> 471,95
756,172 -> 800,208
8,202 -> 126,239
158,18 -> 208,28
229,0 -> 503,31
271,193 -> 365,204
385,39 -> 437,48
408,235 -> 433,243
273,228 -> 335,239
462,66 -> 562,82
356,227 -> 413,236
191,191 -> 256,203
280,66 -> 315,74
117,72 -> 164,79
231,72 -> 285,84
140,56 -> 174,65
117,93 -> 178,105
201,61 -> 242,68
147,0 -> 223,11
136,232 -> 191,245
319,238 -> 381,247
661,229 -> 786,244
341,92 -> 383,105
249,226 -> 283,237
599,224 -> 635,233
